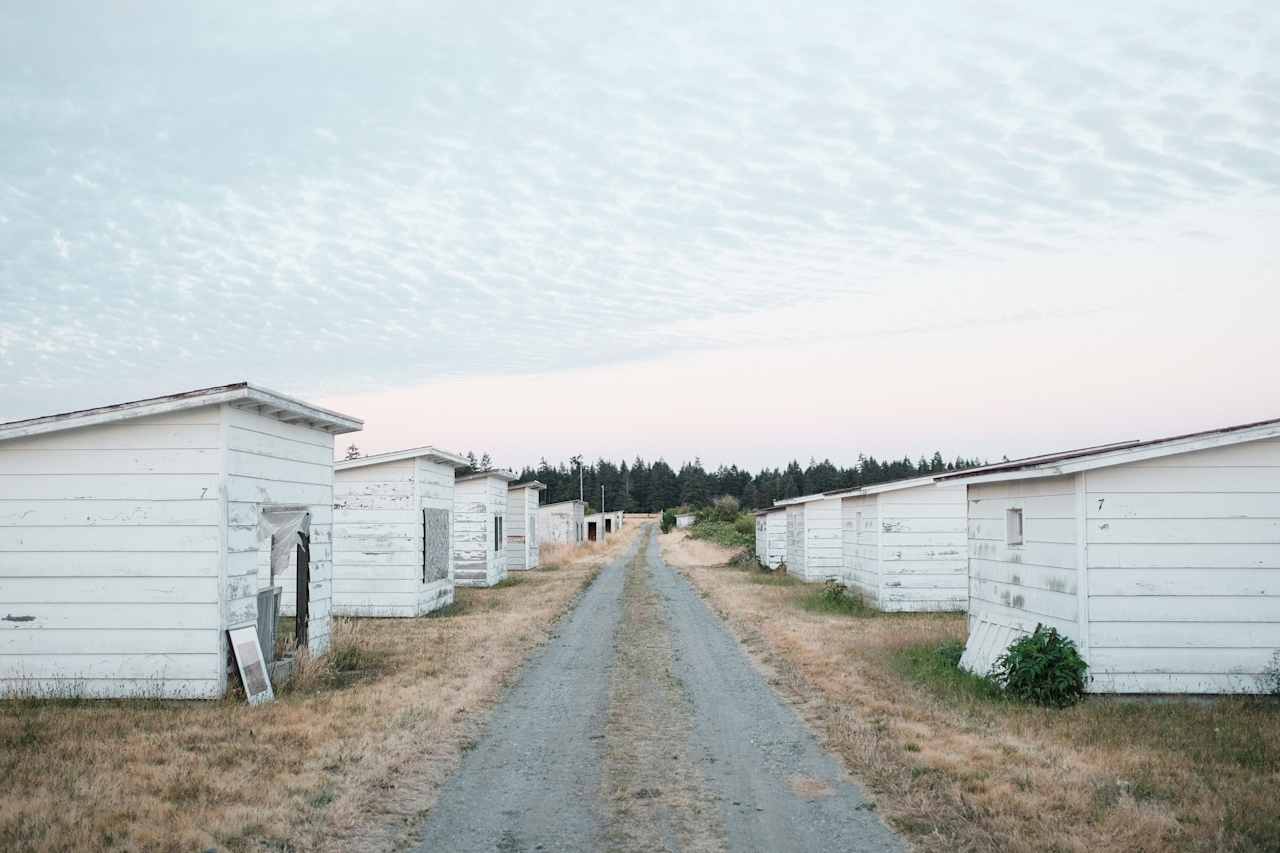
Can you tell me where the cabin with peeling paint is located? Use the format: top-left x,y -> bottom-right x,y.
332,446 -> 468,616
753,507 -> 787,569
836,478 -> 968,612
538,499 -> 587,545
453,470 -> 517,587
506,480 -> 547,571
584,510 -> 624,541
946,418 -> 1280,694
0,383 -> 362,699
776,493 -> 843,582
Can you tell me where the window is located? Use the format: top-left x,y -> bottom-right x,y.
1006,508 -> 1024,546
494,514 -> 503,552
855,511 -> 863,534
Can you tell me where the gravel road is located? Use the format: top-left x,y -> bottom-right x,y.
414,526 -> 903,853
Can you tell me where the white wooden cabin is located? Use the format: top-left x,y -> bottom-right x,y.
453,470 -> 517,587
776,492 -> 843,582
506,480 -> 547,571
753,507 -> 788,569
538,499 -> 587,545
946,418 -> 1280,694
332,446 -> 468,617
584,510 -> 624,541
0,383 -> 362,699
837,478 -> 968,611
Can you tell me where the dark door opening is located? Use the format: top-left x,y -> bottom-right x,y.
604,518 -> 613,533
587,520 -> 598,542
295,532 -> 311,648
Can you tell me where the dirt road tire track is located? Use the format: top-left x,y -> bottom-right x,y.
414,527 -> 903,852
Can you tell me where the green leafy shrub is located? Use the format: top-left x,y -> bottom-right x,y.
734,515 -> 755,538
934,639 -> 965,669
660,509 -> 677,533
708,495 -> 740,522
991,624 -> 1089,708
688,516 -> 754,551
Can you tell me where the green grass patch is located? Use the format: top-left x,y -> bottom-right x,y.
796,581 -> 877,617
747,571 -> 800,587
890,640 -> 1005,705
426,599 -> 469,618
492,575 -> 525,589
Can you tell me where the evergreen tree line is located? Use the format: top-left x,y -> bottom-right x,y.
484,452 -> 989,514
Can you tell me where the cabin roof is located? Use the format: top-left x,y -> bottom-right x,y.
0,381 -> 363,443
336,445 -> 468,470
938,416 -> 1280,484
509,480 -> 547,491
540,499 -> 587,509
455,469 -> 518,484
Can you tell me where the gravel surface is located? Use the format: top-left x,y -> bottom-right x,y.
414,527 -> 903,852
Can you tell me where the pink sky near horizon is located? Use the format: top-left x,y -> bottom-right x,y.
316,201 -> 1280,472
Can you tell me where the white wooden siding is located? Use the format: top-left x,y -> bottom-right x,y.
0,407 -> 225,699
332,457 -> 456,617
786,505 -> 805,576
416,457 -> 456,612
506,487 -> 540,571
454,476 -> 508,587
841,495 -> 878,603
793,498 -> 842,582
959,474 -> 1081,677
224,405 -> 335,657
539,502 -> 585,545
1083,439 -> 1280,693
877,482 -> 967,612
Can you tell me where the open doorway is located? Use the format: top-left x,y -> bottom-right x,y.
587,520 -> 598,542
257,508 -> 312,663
604,517 -> 613,534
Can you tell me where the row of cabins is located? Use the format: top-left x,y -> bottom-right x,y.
752,418 -> 1280,694
0,383 -> 593,698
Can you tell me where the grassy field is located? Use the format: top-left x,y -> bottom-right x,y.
659,530 -> 1280,853
0,525 -> 644,853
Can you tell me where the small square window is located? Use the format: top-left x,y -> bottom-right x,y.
1006,508 -> 1024,546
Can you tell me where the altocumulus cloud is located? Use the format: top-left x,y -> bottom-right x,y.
0,1 -> 1277,416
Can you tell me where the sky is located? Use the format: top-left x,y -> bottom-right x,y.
2,1 -> 1278,471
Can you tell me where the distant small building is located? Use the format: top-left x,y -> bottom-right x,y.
0,382 -> 362,699
584,510 -> 624,541
942,417 -> 1280,694
675,513 -> 696,529
506,480 -> 547,571
835,477 -> 968,612
454,470 -> 518,587
753,507 -> 788,569
776,493 -> 843,582
539,499 -> 587,545
333,445 -> 469,617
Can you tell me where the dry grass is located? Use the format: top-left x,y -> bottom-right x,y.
0,523 -> 645,853
659,530 -> 1280,853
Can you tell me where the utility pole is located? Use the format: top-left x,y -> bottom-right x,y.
571,455 -> 583,502
601,485 -> 606,536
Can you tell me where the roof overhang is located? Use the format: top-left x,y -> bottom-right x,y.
456,469 -> 518,484
337,444 -> 468,471
0,381 -> 363,443
939,417 -> 1280,485
541,499 -> 587,509
508,480 -> 548,492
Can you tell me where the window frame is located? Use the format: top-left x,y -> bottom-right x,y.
1006,507 -> 1024,546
